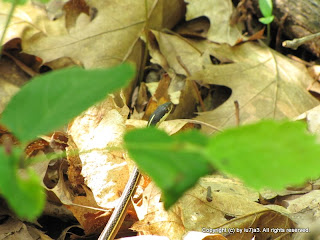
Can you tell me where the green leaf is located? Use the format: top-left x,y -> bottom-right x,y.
124,128 -> 213,208
1,64 -> 135,142
2,0 -> 50,4
207,120 -> 320,190
259,16 -> 274,25
259,0 -> 273,17
2,0 -> 27,5
0,147 -> 45,219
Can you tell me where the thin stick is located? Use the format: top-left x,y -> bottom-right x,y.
282,32 -> 320,50
234,100 -> 240,126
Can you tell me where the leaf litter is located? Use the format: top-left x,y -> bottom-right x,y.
1,0 -> 320,239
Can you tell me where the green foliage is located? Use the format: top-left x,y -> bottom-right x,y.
2,0 -> 27,5
125,120 -> 320,209
1,64 -> 135,142
207,120 -> 320,189
258,0 -> 274,25
125,128 -> 213,208
0,147 -> 45,219
2,0 -> 50,4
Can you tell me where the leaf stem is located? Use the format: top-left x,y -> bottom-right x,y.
266,23 -> 271,45
0,0 -> 18,53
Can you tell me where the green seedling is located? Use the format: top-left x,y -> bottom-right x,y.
258,0 -> 274,44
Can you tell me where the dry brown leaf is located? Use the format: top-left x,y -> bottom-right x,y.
148,30 -> 206,76
185,0 -> 244,46
67,187 -> 109,235
0,56 -> 26,113
191,42 -> 319,129
19,0 -> 184,69
0,210 -> 52,240
174,17 -> 210,39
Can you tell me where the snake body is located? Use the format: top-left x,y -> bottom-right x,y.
99,102 -> 173,240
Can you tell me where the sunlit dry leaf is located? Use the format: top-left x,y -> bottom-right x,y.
68,96 -> 130,208
296,105 -> 320,138
284,190 -> 320,223
199,175 -> 259,202
191,42 -> 319,129
132,183 -> 185,239
180,182 -> 296,240
185,0 -> 244,45
0,1 -> 67,45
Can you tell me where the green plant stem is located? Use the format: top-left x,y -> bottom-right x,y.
0,0 -> 18,53
266,23 -> 271,45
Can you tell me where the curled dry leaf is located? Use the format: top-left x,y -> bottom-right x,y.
185,0 -> 244,45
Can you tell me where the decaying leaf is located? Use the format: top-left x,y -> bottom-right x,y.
19,0 -> 185,69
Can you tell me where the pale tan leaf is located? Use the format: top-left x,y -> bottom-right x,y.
132,183 -> 185,240
67,96 -> 131,209
191,42 -> 319,129
0,1 -> 67,44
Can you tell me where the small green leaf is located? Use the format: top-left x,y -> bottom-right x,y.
125,128 -> 212,208
259,16 -> 274,25
207,120 -> 320,190
1,64 -> 135,142
0,147 -> 45,219
259,0 -> 273,17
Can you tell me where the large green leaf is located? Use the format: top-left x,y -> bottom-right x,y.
125,128 -> 213,208
207,120 -> 320,189
126,120 -> 320,208
1,64 -> 135,142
